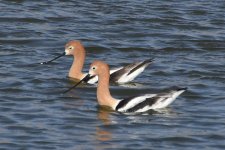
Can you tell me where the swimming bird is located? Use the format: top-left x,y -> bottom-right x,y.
69,60 -> 187,113
40,40 -> 153,84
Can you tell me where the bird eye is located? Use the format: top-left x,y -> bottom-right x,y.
68,46 -> 74,50
92,67 -> 96,70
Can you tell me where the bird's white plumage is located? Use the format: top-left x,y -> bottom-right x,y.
135,105 -> 151,113
87,75 -> 98,84
152,90 -> 185,109
117,66 -> 146,83
110,67 -> 123,74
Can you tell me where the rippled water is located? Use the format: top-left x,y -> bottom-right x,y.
0,0 -> 225,149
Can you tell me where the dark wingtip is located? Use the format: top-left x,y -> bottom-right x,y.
176,87 -> 188,91
144,58 -> 154,64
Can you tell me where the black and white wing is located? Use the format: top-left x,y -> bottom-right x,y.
115,88 -> 187,113
110,59 -> 153,83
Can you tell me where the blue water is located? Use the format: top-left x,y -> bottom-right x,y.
0,0 -> 225,149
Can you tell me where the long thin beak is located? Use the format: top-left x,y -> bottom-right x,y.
40,52 -> 66,64
63,74 -> 92,94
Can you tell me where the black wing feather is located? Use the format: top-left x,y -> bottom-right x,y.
115,96 -> 137,111
109,62 -> 138,82
125,97 -> 159,112
127,59 -> 153,75
110,59 -> 153,82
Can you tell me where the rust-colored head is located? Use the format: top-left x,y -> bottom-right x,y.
65,40 -> 85,56
89,60 -> 110,77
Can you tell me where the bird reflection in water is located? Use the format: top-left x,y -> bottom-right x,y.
96,106 -> 114,142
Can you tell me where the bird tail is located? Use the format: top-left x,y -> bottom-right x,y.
176,87 -> 188,92
171,87 -> 188,99
143,58 -> 154,65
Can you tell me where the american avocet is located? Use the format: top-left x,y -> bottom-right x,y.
41,40 -> 153,84
69,61 -> 187,113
